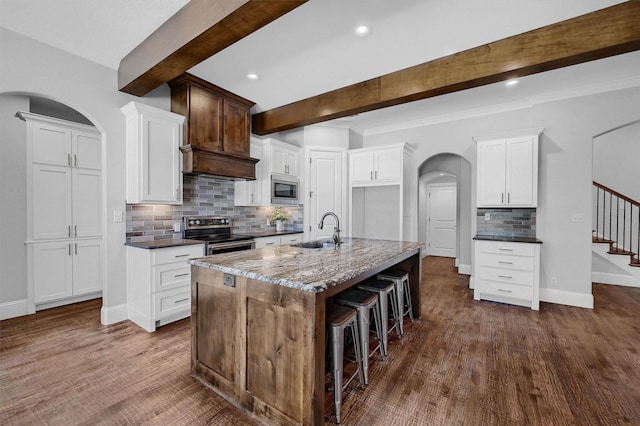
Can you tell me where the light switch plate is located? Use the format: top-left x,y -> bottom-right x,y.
173,223 -> 181,232
113,211 -> 123,223
571,213 -> 585,223
484,212 -> 491,221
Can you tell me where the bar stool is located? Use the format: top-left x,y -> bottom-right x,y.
357,278 -> 400,357
378,269 -> 414,336
336,288 -> 385,385
326,304 -> 365,424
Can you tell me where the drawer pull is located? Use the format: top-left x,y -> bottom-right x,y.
174,298 -> 189,304
174,273 -> 189,278
265,242 -> 275,246
174,254 -> 190,258
498,275 -> 513,279
498,261 -> 513,265
498,248 -> 513,252
498,289 -> 513,293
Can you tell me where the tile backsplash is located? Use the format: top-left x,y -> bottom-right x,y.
476,208 -> 536,238
126,175 -> 303,243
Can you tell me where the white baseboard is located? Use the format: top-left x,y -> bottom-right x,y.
592,272 -> 640,288
458,264 -> 471,275
539,288 -> 594,309
101,303 -> 128,325
0,299 -> 28,321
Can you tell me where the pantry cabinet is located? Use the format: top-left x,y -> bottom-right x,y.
17,111 -> 103,313
473,240 -> 541,310
121,101 -> 184,205
349,145 -> 403,186
475,129 -> 542,207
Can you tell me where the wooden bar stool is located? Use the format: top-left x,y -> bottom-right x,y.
336,288 -> 385,385
326,304 -> 366,424
378,269 -> 414,336
357,278 -> 400,357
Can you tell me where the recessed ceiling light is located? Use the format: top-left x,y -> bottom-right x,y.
439,173 -> 445,176
505,79 -> 519,87
247,73 -> 259,81
355,25 -> 370,36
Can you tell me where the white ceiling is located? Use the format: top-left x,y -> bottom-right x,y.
1,0 -> 639,135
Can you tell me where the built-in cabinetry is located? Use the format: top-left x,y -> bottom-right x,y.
473,240 -> 540,310
254,233 -> 304,249
17,112 -> 103,312
126,243 -> 204,332
475,129 -> 542,207
234,137 -> 301,207
121,102 -> 185,205
169,73 -> 258,179
349,143 -> 414,240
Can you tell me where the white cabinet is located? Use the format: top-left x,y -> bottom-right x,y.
127,244 -> 204,332
234,140 -> 264,206
473,240 -> 540,310
349,145 -> 403,186
121,101 -> 185,205
17,112 -> 103,313
31,239 -> 102,304
475,129 -> 542,207
254,233 -> 303,249
271,142 -> 299,177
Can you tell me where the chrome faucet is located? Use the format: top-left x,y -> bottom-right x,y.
318,212 -> 341,246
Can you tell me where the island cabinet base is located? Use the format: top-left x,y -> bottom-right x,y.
191,267 -> 326,425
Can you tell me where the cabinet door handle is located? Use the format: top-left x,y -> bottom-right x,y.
498,275 -> 513,279
174,254 -> 190,258
498,248 -> 513,252
74,154 -> 78,167
68,225 -> 71,237
75,243 -> 78,255
265,242 -> 275,246
501,192 -> 504,203
74,225 -> 77,237
507,192 -> 510,204
375,170 -> 378,180
68,153 -> 72,166
498,288 -> 513,293
68,243 -> 72,256
498,261 -> 513,265
174,273 -> 189,278
370,171 -> 373,180
174,298 -> 189,304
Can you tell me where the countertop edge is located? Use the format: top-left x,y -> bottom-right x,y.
473,235 -> 543,244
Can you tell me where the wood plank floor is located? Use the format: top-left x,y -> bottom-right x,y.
2,256 -> 640,425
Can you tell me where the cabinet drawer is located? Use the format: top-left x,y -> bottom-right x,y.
155,287 -> 191,320
254,236 -> 281,248
152,245 -> 203,265
478,280 -> 532,301
476,252 -> 534,271
476,266 -> 533,287
154,263 -> 191,292
476,241 -> 535,257
281,234 -> 303,245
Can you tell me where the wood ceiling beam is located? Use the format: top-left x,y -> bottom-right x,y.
118,0 -> 307,96
252,1 -> 640,135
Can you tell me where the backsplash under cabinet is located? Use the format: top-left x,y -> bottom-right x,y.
476,208 -> 536,238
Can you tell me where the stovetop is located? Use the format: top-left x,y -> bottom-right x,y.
183,216 -> 254,244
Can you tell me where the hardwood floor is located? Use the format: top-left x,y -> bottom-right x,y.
2,256 -> 639,425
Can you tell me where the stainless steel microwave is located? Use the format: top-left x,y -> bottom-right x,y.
271,174 -> 299,205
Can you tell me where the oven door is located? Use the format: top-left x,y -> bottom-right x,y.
207,240 -> 255,255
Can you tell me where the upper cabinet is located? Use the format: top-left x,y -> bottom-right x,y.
270,140 -> 299,177
168,73 -> 258,179
121,102 -> 185,205
349,144 -> 403,186
475,129 -> 543,208
234,140 -> 264,206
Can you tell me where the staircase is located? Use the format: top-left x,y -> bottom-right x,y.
592,181 -> 640,282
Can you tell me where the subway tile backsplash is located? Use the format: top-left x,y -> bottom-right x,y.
476,208 -> 536,238
125,175 -> 303,243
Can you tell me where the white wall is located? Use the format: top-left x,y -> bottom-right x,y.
363,87 -> 640,307
0,28 -> 171,322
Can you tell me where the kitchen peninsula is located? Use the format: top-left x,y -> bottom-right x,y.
188,238 -> 422,425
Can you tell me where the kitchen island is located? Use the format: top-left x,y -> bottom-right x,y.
188,238 -> 422,425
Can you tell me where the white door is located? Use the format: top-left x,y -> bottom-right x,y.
73,239 -> 103,295
32,164 -> 72,240
427,183 -> 457,257
33,241 -> 73,303
73,169 -> 102,237
309,150 -> 343,241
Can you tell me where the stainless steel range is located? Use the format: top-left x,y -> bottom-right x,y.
183,216 -> 255,255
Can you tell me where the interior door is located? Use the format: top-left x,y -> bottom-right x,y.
308,150 -> 343,241
427,183 -> 457,257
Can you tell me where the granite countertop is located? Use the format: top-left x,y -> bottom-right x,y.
125,239 -> 205,249
474,234 -> 543,244
189,238 -> 423,293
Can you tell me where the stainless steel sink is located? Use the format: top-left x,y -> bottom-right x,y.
291,240 -> 339,249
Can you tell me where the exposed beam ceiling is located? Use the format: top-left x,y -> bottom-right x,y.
118,0 -> 307,96
251,1 -> 640,135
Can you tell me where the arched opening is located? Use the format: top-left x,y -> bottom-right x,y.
418,153 -> 472,274
0,92 -> 106,319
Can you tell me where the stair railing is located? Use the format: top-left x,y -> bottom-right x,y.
593,181 -> 640,264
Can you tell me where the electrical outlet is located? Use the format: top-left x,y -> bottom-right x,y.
173,223 -> 181,232
571,213 -> 585,223
113,211 -> 123,223
484,212 -> 491,221
551,277 -> 558,287
267,219 -> 271,226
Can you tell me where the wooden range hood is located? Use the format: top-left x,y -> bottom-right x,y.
179,145 -> 258,180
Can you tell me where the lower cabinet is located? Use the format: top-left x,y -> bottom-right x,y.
31,239 -> 102,306
473,240 -> 540,310
254,233 -> 303,249
126,244 -> 204,332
